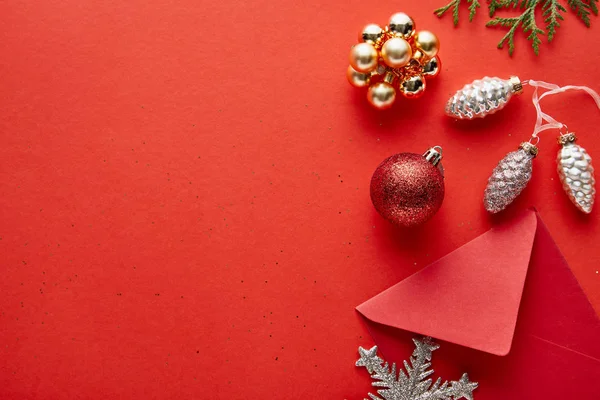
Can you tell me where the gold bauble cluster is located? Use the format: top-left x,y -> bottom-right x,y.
347,12 -> 441,110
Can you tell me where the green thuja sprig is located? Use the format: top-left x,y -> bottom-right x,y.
489,0 -> 507,16
434,0 -> 598,55
543,0 -> 567,41
487,1 -> 545,56
568,0 -> 599,26
591,0 -> 600,15
434,0 -> 481,25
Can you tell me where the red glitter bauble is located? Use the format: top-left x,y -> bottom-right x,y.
370,152 -> 445,227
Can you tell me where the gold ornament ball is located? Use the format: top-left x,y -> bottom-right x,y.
422,56 -> 441,78
346,65 -> 371,87
368,82 -> 396,109
388,12 -> 415,38
349,42 -> 378,73
415,31 -> 440,58
359,23 -> 384,44
381,37 -> 412,68
401,75 -> 426,98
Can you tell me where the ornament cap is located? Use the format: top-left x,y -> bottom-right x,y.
383,71 -> 396,84
519,142 -> 538,157
423,146 -> 443,166
509,76 -> 523,95
558,132 -> 577,145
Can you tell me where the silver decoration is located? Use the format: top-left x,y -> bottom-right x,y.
484,143 -> 537,213
445,76 -> 522,120
557,134 -> 596,213
356,338 -> 478,400
423,146 -> 445,177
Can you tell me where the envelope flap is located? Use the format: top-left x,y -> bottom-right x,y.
357,210 -> 538,356
516,215 -> 600,358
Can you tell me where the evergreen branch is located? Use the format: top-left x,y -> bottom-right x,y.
437,0 -> 598,55
524,7 -> 545,54
543,0 -> 566,41
489,0 -> 524,16
469,0 -> 482,21
434,0 -> 481,25
486,16 -> 522,55
489,0 -> 503,16
511,0 -> 525,9
486,0 -> 546,55
589,0 -> 599,15
522,0 -> 534,8
434,0 -> 462,25
569,0 -> 593,26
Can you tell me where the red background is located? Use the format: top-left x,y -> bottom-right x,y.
1,1 -> 599,398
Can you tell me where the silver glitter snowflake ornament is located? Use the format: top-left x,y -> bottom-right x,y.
445,76 -> 523,120
356,337 -> 478,400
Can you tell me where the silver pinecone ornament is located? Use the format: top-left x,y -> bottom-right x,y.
446,76 -> 523,120
484,142 -> 538,213
557,133 -> 596,213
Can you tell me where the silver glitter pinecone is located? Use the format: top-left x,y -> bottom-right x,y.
557,133 -> 596,213
484,143 -> 538,213
446,76 -> 523,120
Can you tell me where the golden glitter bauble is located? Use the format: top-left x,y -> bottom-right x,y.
368,82 -> 396,109
346,65 -> 371,88
359,23 -> 384,44
415,31 -> 440,58
388,12 -> 415,38
400,75 -> 426,98
422,56 -> 441,78
381,37 -> 412,68
349,42 -> 378,73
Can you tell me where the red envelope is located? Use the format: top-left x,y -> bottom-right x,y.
356,209 -> 600,399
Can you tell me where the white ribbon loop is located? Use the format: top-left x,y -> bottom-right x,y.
527,80 -> 600,139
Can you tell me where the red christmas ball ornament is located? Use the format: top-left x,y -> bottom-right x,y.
370,146 -> 445,227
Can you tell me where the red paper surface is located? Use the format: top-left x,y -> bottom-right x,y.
357,210 -> 600,398
357,210 -> 539,356
1,1 -> 599,398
